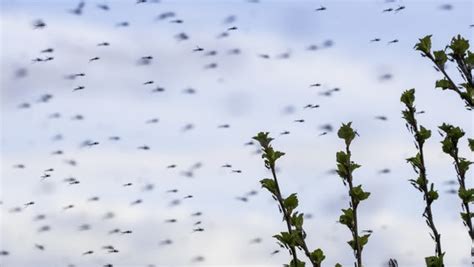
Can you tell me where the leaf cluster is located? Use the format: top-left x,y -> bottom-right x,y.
336,123 -> 370,267
254,132 -> 325,267
438,123 -> 474,239
401,89 -> 444,265
415,35 -> 474,108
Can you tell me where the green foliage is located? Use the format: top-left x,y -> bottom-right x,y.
417,126 -> 431,143
400,89 -> 419,132
309,249 -> 326,265
439,123 -> 464,156
438,123 -> 474,240
337,122 -> 357,146
414,35 -> 432,54
407,153 -> 423,172
336,151 -> 361,179
461,212 -> 474,222
401,90 -> 445,264
339,208 -> 354,229
413,34 -> 474,259
284,194 -> 299,214
408,175 -> 426,193
466,51 -> 474,70
426,184 -> 439,205
433,50 -> 448,67
449,35 -> 469,57
425,254 -> 444,267
286,259 -> 306,267
415,34 -> 474,108
252,40 -> 474,265
458,188 -> 474,203
350,185 -> 371,205
434,78 -> 451,90
291,212 -> 305,230
260,178 -> 277,195
253,132 -> 325,267
336,123 -> 368,267
457,159 -> 472,176
274,231 -> 300,249
400,88 -> 416,106
253,132 -> 273,148
253,132 -> 285,169
347,234 -> 370,251
469,139 -> 474,151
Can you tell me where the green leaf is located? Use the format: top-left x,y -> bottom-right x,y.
449,35 -> 469,56
425,254 -> 444,267
360,234 -> 370,248
400,89 -> 416,106
335,264 -> 342,267
271,150 -> 286,162
450,127 -> 464,139
439,123 -> 465,156
350,162 -> 361,172
253,132 -> 285,169
336,151 -> 349,164
435,78 -> 452,90
253,132 -> 273,148
409,176 -> 426,192
288,259 -> 306,267
433,50 -> 448,67
284,194 -> 299,214
458,158 -> 472,176
461,212 -> 474,222
402,110 -> 416,127
337,122 -> 357,146
414,35 -> 432,54
347,234 -> 371,251
439,123 -> 464,139
466,51 -> 474,66
310,248 -> 326,264
468,138 -> 474,152
291,212 -> 304,229
458,188 -> 474,203
406,153 -> 422,170
438,123 -> 451,134
260,178 -> 277,195
427,189 -> 439,203
273,231 -> 297,248
336,163 -> 348,179
417,126 -> 432,141
350,185 -> 371,203
427,184 -> 439,204
339,208 -> 354,229
440,138 -> 454,155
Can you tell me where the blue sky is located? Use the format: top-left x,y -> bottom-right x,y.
1,0 -> 473,266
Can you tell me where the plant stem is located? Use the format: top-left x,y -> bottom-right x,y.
270,166 -> 320,267
300,240 -> 321,267
452,149 -> 474,240
419,146 -> 443,258
408,105 -> 444,259
427,53 -> 474,108
269,166 -> 300,266
454,56 -> 473,87
345,145 -> 362,267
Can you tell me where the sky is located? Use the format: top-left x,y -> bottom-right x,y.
0,0 -> 473,266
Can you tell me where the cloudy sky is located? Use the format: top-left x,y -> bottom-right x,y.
1,0 -> 473,266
